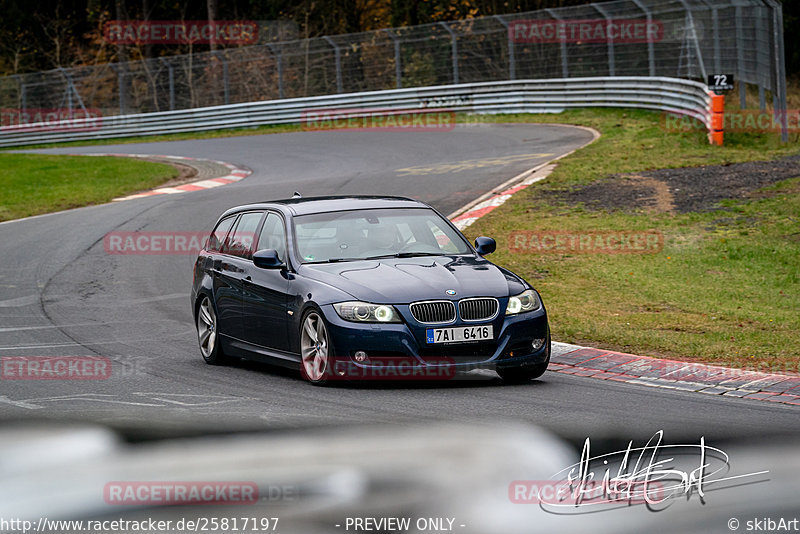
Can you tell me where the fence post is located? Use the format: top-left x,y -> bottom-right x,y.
439,22 -> 459,84
323,36 -> 343,93
158,58 -> 175,111
212,51 -> 230,105
111,62 -> 129,115
545,9 -> 568,78
676,0 -> 707,80
696,0 -> 721,73
493,15 -> 515,81
267,44 -> 284,99
631,0 -> 655,76
383,29 -> 403,88
592,3 -> 615,76
57,67 -> 88,115
753,8 -> 767,112
12,75 -> 26,115
712,7 -> 720,73
762,0 -> 788,142
734,6 -> 747,109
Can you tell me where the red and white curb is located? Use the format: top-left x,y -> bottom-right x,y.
550,342 -> 800,407
72,154 -> 252,202
448,125 -> 599,230
451,163 -> 556,230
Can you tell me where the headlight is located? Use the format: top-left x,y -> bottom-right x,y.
505,289 -> 541,315
333,301 -> 402,323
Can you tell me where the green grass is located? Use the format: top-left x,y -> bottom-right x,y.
0,123 -> 306,151
0,153 -> 178,221
463,109 -> 800,371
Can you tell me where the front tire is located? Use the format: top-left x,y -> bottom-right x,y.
196,295 -> 229,365
498,338 -> 550,383
497,361 -> 548,383
300,310 -> 333,385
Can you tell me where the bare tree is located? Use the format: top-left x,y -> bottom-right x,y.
36,6 -> 75,68
207,0 -> 218,51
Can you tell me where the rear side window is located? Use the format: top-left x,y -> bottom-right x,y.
223,212 -> 264,258
207,216 -> 236,252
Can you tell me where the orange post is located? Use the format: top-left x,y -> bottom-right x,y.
709,92 -> 725,145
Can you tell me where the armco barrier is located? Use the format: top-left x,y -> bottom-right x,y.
0,77 -> 711,148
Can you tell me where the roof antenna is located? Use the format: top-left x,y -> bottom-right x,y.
292,191 -> 302,198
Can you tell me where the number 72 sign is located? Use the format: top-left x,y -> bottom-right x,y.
708,74 -> 734,93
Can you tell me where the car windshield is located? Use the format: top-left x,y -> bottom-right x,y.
294,207 -> 472,263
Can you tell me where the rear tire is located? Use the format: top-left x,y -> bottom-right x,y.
196,295 -> 229,365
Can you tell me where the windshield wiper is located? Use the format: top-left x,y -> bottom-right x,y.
364,252 -> 444,259
323,252 -> 444,263
325,257 -> 363,263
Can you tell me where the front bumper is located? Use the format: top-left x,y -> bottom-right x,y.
319,302 -> 549,374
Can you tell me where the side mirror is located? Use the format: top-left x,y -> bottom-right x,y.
474,236 -> 496,256
253,249 -> 284,269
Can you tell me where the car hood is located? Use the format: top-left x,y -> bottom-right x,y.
299,255 -> 511,303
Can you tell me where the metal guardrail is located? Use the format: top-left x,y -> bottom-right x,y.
0,77 -> 710,148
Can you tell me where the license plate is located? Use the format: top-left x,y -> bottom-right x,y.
426,325 -> 493,344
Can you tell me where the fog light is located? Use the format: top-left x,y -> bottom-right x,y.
354,351 -> 368,362
531,338 -> 545,351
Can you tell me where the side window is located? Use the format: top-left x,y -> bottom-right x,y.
223,212 -> 264,258
207,216 -> 236,252
256,213 -> 287,261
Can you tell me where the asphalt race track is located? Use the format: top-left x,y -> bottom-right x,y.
2,123 -> 798,443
